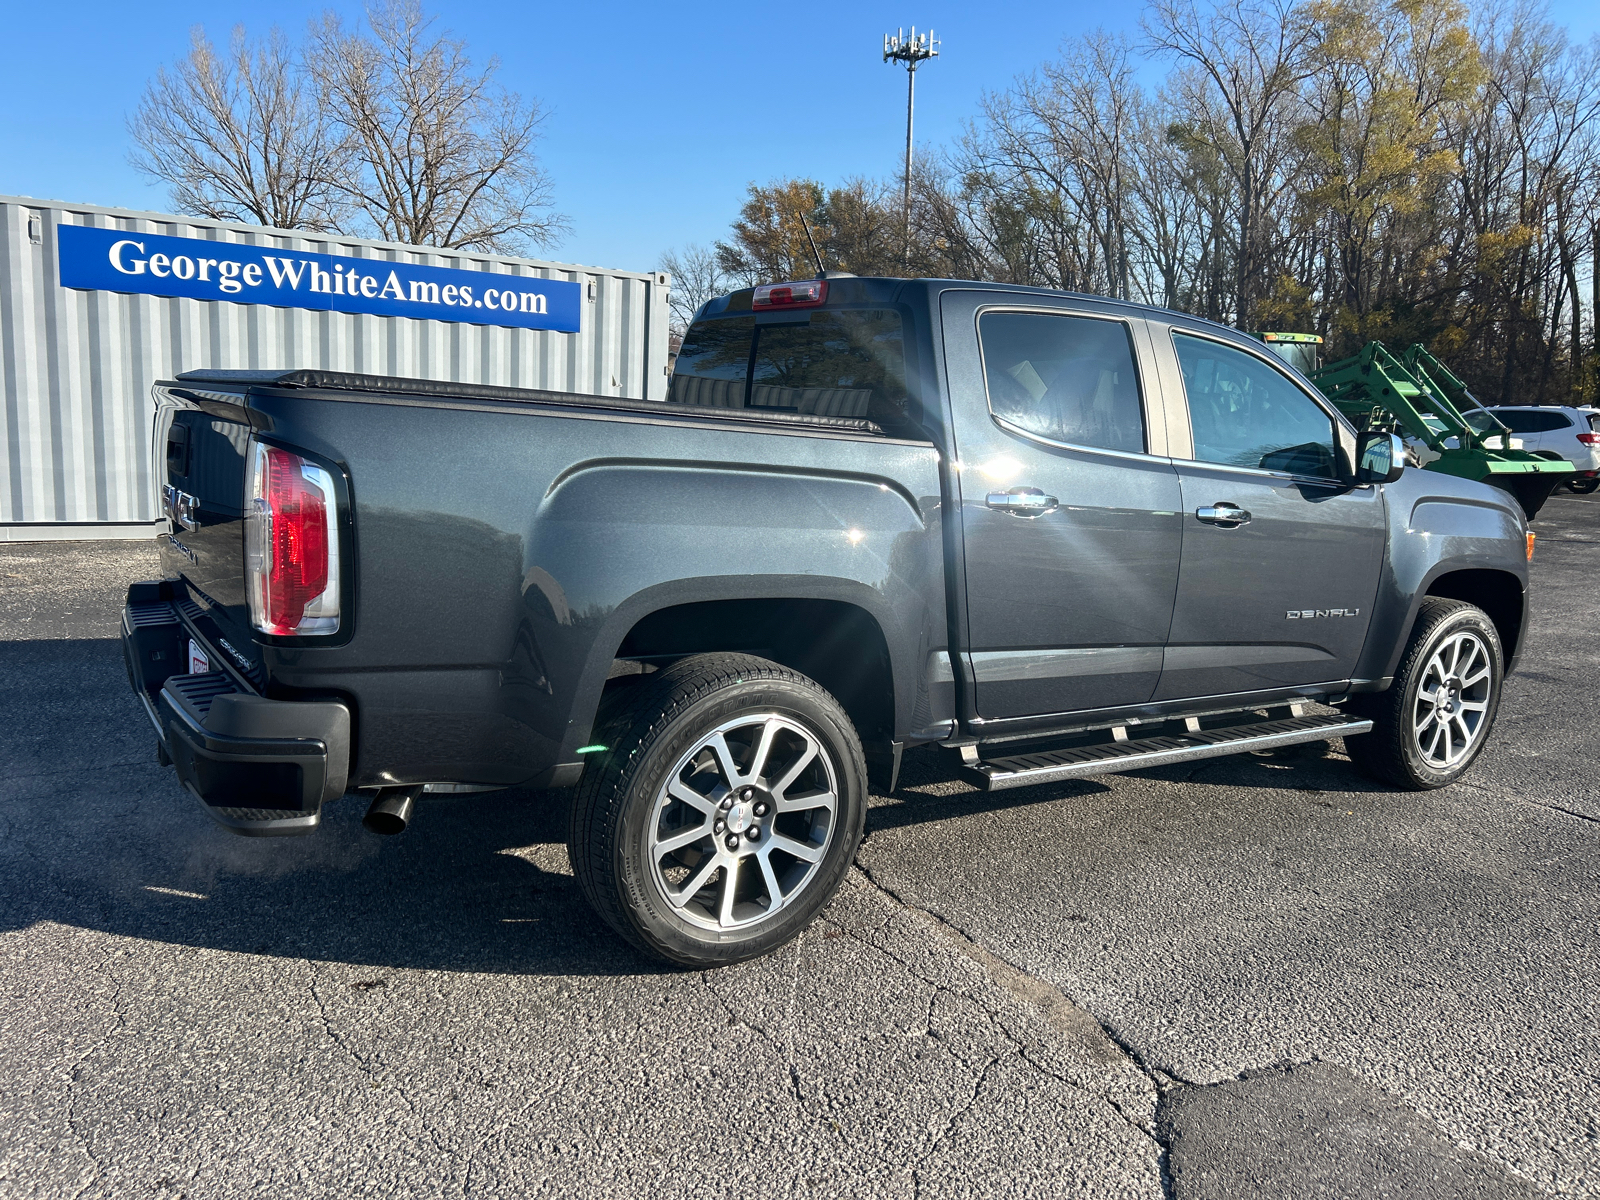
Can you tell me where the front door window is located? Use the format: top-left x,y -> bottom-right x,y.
1174,334 -> 1337,478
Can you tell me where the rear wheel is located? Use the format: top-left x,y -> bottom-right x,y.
1346,598 -> 1503,790
1567,478 -> 1599,494
568,653 -> 866,967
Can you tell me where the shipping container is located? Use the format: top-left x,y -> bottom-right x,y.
0,195 -> 671,541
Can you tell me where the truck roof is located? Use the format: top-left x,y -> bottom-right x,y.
696,276 -> 1251,343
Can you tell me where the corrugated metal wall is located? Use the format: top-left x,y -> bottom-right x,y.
0,196 -> 670,539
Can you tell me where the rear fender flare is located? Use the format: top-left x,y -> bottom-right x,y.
566,575 -> 911,758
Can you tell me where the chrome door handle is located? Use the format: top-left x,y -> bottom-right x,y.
987,487 -> 1059,516
1195,502 -> 1251,527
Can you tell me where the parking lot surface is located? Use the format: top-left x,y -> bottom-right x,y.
1,496 -> 1596,1199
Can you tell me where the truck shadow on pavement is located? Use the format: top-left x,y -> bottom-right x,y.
4,770 -> 669,978
0,637 -> 670,976
1,635 -> 1400,980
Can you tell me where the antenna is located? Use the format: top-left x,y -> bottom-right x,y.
798,210 -> 825,277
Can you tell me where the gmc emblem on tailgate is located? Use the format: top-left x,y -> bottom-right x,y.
163,484 -> 199,531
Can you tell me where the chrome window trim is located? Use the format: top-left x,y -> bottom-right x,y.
990,413 -> 1177,466
1166,326 -> 1350,485
971,303 -> 1161,458
1176,456 -> 1371,490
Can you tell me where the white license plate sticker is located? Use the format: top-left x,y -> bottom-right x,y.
187,639 -> 210,675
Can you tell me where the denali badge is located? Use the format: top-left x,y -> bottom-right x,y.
1287,608 -> 1360,619
163,484 -> 199,531
164,533 -> 198,564
216,638 -> 254,671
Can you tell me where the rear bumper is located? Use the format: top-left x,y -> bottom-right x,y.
122,583 -> 349,836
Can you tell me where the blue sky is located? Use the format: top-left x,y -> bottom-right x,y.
7,2 -> 1598,273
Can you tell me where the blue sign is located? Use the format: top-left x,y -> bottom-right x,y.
56,224 -> 581,333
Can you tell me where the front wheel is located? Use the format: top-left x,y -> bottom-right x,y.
568,653 -> 866,967
1346,598 -> 1503,790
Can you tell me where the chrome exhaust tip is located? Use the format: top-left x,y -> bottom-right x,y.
362,787 -> 419,836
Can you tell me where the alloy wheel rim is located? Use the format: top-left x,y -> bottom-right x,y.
647,713 -> 838,932
1412,631 -> 1493,769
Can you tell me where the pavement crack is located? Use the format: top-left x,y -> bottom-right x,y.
1458,781 -> 1600,826
698,968 -> 805,1106
909,1054 -> 1002,1199
306,962 -> 380,1081
62,938 -> 128,1199
1515,797 -> 1598,826
853,860 -> 1184,1191
306,965 -> 444,1160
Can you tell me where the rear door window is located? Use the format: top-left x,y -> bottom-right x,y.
1492,409 -> 1569,433
1488,409 -> 1535,433
977,311 -> 1146,453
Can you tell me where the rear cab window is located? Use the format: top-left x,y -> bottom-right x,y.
669,318 -> 753,409
669,309 -> 918,436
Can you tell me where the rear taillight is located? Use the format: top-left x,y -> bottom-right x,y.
753,279 -> 827,309
245,442 -> 340,636
1576,432 -> 1599,445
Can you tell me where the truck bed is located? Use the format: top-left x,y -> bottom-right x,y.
147,370 -> 948,794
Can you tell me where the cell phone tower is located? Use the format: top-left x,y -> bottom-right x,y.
883,27 -> 939,270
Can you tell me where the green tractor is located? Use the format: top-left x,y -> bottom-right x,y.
1251,333 -> 1574,519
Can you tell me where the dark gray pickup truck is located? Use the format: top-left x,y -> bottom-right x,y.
123,276 -> 1532,965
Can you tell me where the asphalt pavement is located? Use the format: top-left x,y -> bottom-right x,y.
1,495 -> 1596,1199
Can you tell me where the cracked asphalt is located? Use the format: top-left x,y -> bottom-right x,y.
2,494 -> 1596,1198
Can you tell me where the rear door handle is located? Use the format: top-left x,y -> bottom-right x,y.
1195,502 -> 1251,527
987,487 -> 1059,517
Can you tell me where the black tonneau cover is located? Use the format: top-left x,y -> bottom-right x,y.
174,369 -> 886,436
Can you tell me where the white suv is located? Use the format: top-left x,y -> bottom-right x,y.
1467,406 -> 1600,494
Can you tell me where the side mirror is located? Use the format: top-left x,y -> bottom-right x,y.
1356,431 -> 1406,484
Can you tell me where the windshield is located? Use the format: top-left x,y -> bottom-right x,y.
1272,343 -> 1320,376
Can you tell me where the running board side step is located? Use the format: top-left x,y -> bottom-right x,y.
960,713 -> 1374,791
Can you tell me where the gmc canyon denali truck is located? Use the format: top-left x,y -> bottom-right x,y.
122,277 -> 1531,967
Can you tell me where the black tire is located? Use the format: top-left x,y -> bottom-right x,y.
1567,478 -> 1599,495
1345,598 -> 1503,790
567,653 -> 866,967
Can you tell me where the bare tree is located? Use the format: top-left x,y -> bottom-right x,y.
658,244 -> 731,334
714,179 -> 828,285
129,25 -> 347,230
309,0 -> 565,252
1146,0 -> 1316,326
